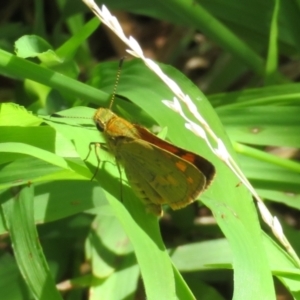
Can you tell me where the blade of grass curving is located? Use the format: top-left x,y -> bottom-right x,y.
2,184 -> 62,300
56,17 -> 100,60
265,0 -> 280,85
210,83 -> 300,109
0,49 -> 108,106
234,143 -> 300,174
0,142 -> 70,170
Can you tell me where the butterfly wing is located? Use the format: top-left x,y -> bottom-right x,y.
115,137 -> 207,215
136,125 -> 215,187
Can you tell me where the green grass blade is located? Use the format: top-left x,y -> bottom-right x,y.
265,0 -> 280,85
0,49 -> 108,105
2,184 -> 62,300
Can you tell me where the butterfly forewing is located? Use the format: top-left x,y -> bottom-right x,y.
114,136 -> 207,214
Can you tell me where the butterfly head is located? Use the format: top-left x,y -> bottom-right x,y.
93,108 -> 115,132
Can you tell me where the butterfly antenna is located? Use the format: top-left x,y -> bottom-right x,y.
49,114 -> 91,120
108,57 -> 125,110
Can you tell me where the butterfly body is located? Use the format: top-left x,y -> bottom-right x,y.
94,108 -> 215,216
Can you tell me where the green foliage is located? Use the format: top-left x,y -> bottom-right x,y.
0,0 -> 300,299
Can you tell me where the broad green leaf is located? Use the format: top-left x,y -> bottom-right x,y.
15,35 -> 59,64
88,59 -> 276,299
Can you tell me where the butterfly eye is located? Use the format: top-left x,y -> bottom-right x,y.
95,121 -> 104,132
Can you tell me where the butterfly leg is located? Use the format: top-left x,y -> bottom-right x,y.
115,159 -> 124,202
84,142 -> 107,181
